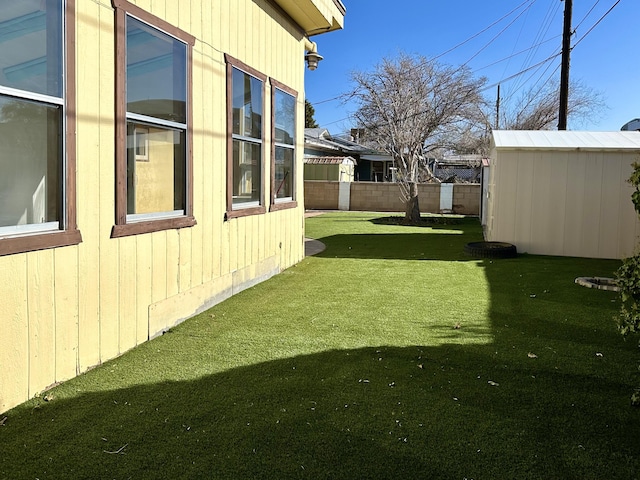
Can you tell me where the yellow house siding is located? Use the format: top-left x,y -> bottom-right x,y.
27,251 -> 56,397
77,2 -> 109,371
54,247 -> 80,383
0,256 -> 28,410
1,0 -> 340,413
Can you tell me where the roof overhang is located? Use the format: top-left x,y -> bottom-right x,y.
492,130 -> 640,151
272,0 -> 345,35
360,154 -> 393,162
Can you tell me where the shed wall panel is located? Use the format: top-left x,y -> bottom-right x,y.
563,153 -> 587,256
581,152 -> 605,257
513,153 -> 534,252
488,143 -> 640,259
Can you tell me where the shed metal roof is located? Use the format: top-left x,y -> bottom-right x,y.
492,130 -> 640,151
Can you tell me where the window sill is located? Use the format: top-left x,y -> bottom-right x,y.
269,201 -> 298,212
0,229 -> 82,257
111,216 -> 196,238
225,206 -> 267,220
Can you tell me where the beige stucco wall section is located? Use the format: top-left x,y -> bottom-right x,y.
486,147 -> 640,259
0,0 -> 328,413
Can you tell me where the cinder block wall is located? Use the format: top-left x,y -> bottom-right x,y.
452,184 -> 481,215
305,181 -> 480,215
304,181 -> 340,209
350,182 -> 407,211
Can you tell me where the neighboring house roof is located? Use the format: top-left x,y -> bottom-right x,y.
305,128 -> 331,139
304,128 -> 392,161
492,130 -> 640,151
304,155 -> 357,165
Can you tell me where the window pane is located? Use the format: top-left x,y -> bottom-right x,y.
0,95 -> 61,228
274,89 -> 295,145
126,16 -> 186,124
232,139 -> 261,206
274,146 -> 293,200
127,122 -> 185,215
0,0 -> 63,97
232,68 -> 262,139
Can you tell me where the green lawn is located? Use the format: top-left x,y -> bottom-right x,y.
2,212 -> 639,479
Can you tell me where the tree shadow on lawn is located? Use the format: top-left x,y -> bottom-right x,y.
2,343 -> 638,480
309,215 -> 483,261
315,233 -> 482,261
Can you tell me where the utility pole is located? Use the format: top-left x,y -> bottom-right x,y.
495,84 -> 500,129
558,0 -> 573,130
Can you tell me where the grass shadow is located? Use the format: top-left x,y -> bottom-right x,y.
314,233 -> 482,261
2,212 -> 639,479
368,215 -> 475,228
2,343 -> 638,480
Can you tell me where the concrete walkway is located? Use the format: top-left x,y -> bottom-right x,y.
304,238 -> 326,256
304,210 -> 328,256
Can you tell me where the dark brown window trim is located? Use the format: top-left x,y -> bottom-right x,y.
269,78 -> 298,212
111,0 -> 195,45
225,207 -> 267,221
225,54 -> 267,220
0,230 -> 82,258
111,216 -> 196,238
269,201 -> 298,213
111,0 -> 195,238
0,0 -> 82,257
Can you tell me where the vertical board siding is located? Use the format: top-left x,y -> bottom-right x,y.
151,232 -> 168,303
27,251 -> 56,398
76,0 -> 103,372
118,236 -> 137,353
135,236 -> 153,344
0,255 -> 29,411
2,0 -> 310,413
54,246 -> 80,381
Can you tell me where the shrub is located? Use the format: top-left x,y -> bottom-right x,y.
616,161 -> 640,405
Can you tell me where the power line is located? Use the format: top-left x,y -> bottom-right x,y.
309,0 -> 535,107
473,35 -> 560,73
314,1 -> 621,129
432,0 -> 535,62
572,0 -> 620,49
461,0 -> 536,67
505,0 -> 561,104
575,0 -> 603,30
318,52 -> 563,128
311,33 -> 560,107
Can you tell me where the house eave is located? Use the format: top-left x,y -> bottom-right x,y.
271,0 -> 345,35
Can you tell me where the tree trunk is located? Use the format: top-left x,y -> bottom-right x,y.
404,181 -> 421,223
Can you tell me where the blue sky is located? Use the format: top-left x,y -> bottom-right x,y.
304,0 -> 639,135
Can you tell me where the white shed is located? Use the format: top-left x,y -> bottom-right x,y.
485,130 -> 640,259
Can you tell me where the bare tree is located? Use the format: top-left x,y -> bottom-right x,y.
449,78 -> 606,155
501,78 -> 605,130
349,53 -> 486,223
